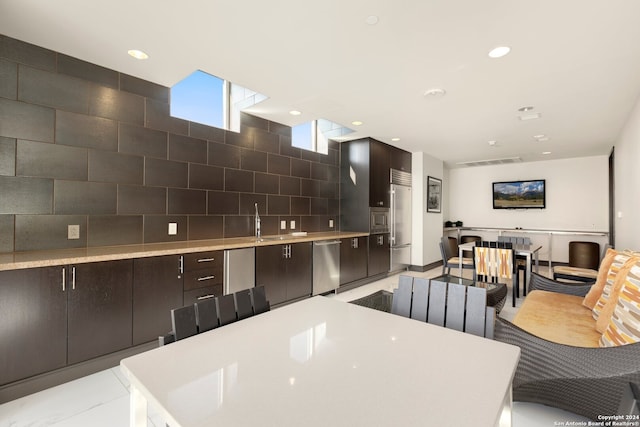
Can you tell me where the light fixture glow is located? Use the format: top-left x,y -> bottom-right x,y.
542,151 -> 551,155
127,49 -> 149,60
351,121 -> 363,126
488,140 -> 497,146
488,46 -> 511,58
533,134 -> 546,139
289,110 -> 302,116
518,106 -> 535,112
424,88 -> 446,97
365,15 -> 379,25
518,113 -> 541,121
391,138 -> 400,142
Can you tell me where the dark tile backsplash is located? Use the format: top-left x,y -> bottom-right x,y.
0,34 -> 339,252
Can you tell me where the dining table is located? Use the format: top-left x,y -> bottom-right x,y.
120,296 -> 520,427
458,241 -> 541,292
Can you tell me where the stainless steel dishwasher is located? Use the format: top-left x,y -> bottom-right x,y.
312,240 -> 341,295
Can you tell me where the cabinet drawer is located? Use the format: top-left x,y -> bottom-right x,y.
183,266 -> 222,291
183,285 -> 223,306
183,251 -> 223,271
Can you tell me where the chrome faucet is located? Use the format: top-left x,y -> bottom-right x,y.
254,203 -> 261,239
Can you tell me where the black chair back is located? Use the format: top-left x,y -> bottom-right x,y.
171,305 -> 198,341
195,297 -> 219,333
249,285 -> 270,315
235,289 -> 253,320
217,294 -> 237,326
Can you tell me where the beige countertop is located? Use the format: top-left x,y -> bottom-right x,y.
0,231 -> 368,271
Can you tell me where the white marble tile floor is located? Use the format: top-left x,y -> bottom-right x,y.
0,267 -> 590,427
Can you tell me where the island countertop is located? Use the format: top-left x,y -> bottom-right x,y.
0,231 -> 369,271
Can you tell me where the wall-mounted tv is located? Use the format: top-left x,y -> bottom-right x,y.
492,179 -> 546,209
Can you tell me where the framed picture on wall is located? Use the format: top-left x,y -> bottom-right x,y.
427,176 -> 442,213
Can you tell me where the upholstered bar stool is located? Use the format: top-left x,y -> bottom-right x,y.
460,235 -> 481,258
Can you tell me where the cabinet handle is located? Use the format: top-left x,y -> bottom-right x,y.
352,238 -> 358,249
377,235 -> 384,246
62,267 -> 66,292
71,266 -> 76,290
179,256 -> 184,275
197,275 -> 215,281
282,245 -> 288,259
287,244 -> 292,259
197,258 -> 215,263
197,294 -> 215,300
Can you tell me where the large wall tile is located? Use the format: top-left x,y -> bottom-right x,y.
57,54 -> 119,89
17,140 -> 88,180
291,197 -> 310,215
145,98 -> 188,135
225,130 -> 253,149
118,185 -> 166,215
89,85 -> 144,125
56,110 -> 117,150
224,169 -> 253,192
224,216 -> 252,238
311,162 -> 329,181
301,179 -> 320,197
54,180 -> 117,214
188,216 -> 223,240
120,74 -> 169,102
311,198 -> 328,215
0,58 -> 17,99
280,176 -> 300,196
268,153 -> 290,176
254,172 -> 279,194
0,215 -> 14,252
279,136 -> 300,158
88,215 -> 143,247
240,149 -> 268,172
89,150 -> 143,185
208,141 -> 240,168
268,195 -> 290,215
189,164 -> 223,190
144,158 -> 188,188
239,193 -> 267,215
291,158 -> 311,178
0,176 -> 52,214
240,112 -> 269,131
18,65 -> 90,113
0,137 -> 16,176
143,215 -> 187,243
168,188 -> 207,215
254,129 -> 279,153
301,215 -> 334,233
168,134 -> 207,164
189,122 -> 225,143
15,215 -> 87,251
0,98 -> 54,142
208,191 -> 239,215
269,121 -> 291,137
0,36 -> 56,72
118,123 -> 167,159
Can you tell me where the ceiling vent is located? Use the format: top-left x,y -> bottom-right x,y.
456,157 -> 522,167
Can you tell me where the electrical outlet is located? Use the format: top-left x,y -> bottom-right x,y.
290,220 -> 296,230
168,222 -> 178,235
329,219 -> 334,228
67,224 -> 80,240
280,220 -> 287,230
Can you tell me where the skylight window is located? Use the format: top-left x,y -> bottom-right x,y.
292,119 -> 354,155
170,70 -> 266,132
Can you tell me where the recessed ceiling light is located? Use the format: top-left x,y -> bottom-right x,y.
488,46 -> 511,59
518,106 -> 535,112
351,121 -> 363,126
424,88 -> 446,97
518,113 -> 541,121
289,110 -> 302,116
127,49 -> 149,60
533,134 -> 546,139
488,140 -> 497,146
542,151 -> 551,155
365,15 -> 379,25
391,138 -> 400,142
533,134 -> 549,142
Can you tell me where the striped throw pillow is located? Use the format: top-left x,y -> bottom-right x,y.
583,248 -> 617,309
592,252 -> 637,320
600,260 -> 640,347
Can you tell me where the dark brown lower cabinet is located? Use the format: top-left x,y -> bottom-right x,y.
0,266 -> 67,385
133,256 -> 183,345
256,242 -> 312,305
340,236 -> 368,285
368,233 -> 390,276
67,260 -> 133,365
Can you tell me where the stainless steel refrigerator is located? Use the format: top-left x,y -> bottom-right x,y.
390,169 -> 412,272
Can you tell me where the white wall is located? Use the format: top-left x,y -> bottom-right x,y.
614,95 -> 640,250
411,152 -> 444,268
446,156 -> 609,262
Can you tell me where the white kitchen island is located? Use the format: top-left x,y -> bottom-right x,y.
121,296 -> 520,427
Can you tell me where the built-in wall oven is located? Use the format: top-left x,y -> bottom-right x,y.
370,207 -> 390,234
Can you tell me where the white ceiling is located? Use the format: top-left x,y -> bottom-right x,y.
2,0 -> 640,168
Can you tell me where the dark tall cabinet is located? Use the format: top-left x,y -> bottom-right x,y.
340,236 -> 368,285
133,255 -> 183,345
256,242 -> 312,305
368,233 -> 391,276
369,140 -> 391,208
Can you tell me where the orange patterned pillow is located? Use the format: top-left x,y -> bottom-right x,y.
583,248 -> 617,309
600,260 -> 640,347
592,252 -> 637,320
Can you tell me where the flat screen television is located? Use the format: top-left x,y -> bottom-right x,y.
492,179 -> 546,209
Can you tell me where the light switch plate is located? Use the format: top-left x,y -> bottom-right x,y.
68,224 -> 80,240
280,220 -> 287,230
329,219 -> 334,228
168,222 -> 178,235
290,220 -> 296,230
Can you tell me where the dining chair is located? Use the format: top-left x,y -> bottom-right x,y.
234,288 -> 254,320
460,235 -> 481,259
216,294 -> 238,326
194,296 -> 219,333
391,275 -> 414,318
409,277 -> 429,322
474,244 -> 519,307
170,305 -> 198,341
553,241 -> 601,282
439,236 -> 474,276
249,285 -> 270,315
